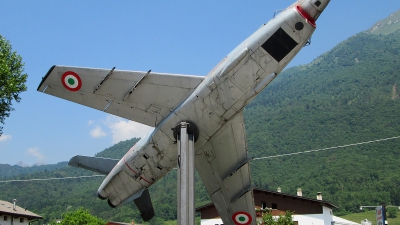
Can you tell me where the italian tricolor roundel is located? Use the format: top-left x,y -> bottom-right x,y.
61,71 -> 82,92
232,212 -> 252,225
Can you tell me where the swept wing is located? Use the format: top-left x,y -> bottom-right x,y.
195,111 -> 255,223
38,66 -> 205,127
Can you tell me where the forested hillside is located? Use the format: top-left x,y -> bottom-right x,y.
1,10 -> 400,223
0,162 -> 67,178
247,25 -> 400,215
0,139 -> 146,223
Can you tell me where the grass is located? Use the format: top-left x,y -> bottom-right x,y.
339,210 -> 400,225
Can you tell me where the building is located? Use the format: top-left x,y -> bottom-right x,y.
196,188 -> 359,225
0,199 -> 42,225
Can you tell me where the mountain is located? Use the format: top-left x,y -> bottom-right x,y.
1,9 -> 400,223
95,137 -> 140,159
368,9 -> 400,35
0,137 -> 139,179
0,162 -> 68,178
0,139 -> 145,223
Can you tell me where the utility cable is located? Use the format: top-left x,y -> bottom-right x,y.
0,175 -> 105,183
253,135 -> 400,161
1,135 -> 399,183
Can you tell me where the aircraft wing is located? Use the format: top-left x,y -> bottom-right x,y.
68,155 -> 119,175
37,66 -> 205,127
195,111 -> 256,225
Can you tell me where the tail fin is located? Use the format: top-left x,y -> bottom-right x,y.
134,189 -> 155,221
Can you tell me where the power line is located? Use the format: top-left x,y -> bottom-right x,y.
253,135 -> 400,161
0,175 -> 105,183
1,135 -> 399,183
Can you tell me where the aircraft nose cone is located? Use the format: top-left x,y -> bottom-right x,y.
300,0 -> 330,21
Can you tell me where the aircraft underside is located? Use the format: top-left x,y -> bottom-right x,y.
38,0 -> 330,224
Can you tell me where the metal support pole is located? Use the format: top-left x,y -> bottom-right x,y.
177,122 -> 195,225
382,203 -> 387,225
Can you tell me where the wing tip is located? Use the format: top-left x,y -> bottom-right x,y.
37,65 -> 56,92
67,155 -> 79,167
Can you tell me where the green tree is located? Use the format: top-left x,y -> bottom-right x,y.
147,216 -> 164,225
258,211 -> 275,225
53,208 -> 106,225
387,207 -> 398,218
258,211 -> 295,225
0,35 -> 27,135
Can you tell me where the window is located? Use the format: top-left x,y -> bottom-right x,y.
261,201 -> 267,209
20,217 -> 24,223
272,203 -> 278,209
4,215 -> 8,221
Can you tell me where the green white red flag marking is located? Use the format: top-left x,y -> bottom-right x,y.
61,71 -> 82,92
232,212 -> 252,225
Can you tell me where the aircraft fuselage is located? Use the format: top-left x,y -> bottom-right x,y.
98,0 -> 328,209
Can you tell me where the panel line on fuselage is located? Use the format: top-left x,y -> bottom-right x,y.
123,156 -> 153,184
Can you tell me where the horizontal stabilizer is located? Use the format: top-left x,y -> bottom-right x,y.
68,155 -> 119,175
134,189 -> 155,221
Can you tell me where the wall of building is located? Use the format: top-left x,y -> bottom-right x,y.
290,206 -> 334,225
292,214 -> 325,225
1,215 -> 12,225
12,217 -> 29,225
0,215 -> 29,225
323,206 -> 334,225
200,218 -> 224,225
201,213 -> 333,225
200,213 -> 357,225
197,205 -> 221,220
253,190 -> 323,214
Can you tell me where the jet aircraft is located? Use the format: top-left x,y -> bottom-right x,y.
37,0 -> 330,224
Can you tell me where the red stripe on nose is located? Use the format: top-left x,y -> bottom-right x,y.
296,5 -> 316,28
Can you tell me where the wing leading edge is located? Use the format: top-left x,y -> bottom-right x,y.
38,66 -> 205,127
195,111 -> 256,225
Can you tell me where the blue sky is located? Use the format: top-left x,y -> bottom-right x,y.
0,1 -> 399,166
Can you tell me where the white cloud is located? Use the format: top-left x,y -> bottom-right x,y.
105,116 -> 154,144
26,147 -> 46,165
88,120 -> 94,126
0,134 -> 11,142
90,126 -> 107,138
